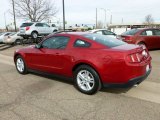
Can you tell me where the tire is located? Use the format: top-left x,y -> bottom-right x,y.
15,55 -> 28,74
138,42 -> 146,48
74,65 -> 101,95
31,32 -> 38,39
14,39 -> 21,45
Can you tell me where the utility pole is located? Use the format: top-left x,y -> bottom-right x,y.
4,12 -> 7,30
62,0 -> 65,31
110,15 -> 112,24
96,8 -> 97,29
101,8 -> 107,28
12,0 -> 17,32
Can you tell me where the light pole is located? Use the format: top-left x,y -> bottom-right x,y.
62,0 -> 65,31
12,0 -> 17,32
101,8 -> 107,28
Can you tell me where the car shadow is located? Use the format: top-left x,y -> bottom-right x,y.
149,48 -> 160,51
100,87 -> 132,94
29,70 -> 73,86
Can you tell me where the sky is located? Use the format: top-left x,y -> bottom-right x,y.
0,0 -> 160,28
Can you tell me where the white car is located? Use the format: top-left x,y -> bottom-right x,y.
3,32 -> 23,45
0,32 -> 12,43
19,22 -> 58,39
89,29 -> 117,38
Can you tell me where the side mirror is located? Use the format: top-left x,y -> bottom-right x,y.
35,44 -> 41,49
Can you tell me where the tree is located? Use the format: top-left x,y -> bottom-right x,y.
144,14 -> 154,26
12,0 -> 58,22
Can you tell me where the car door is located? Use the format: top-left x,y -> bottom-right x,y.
152,29 -> 160,49
140,30 -> 157,49
43,23 -> 52,34
30,36 -> 70,74
35,23 -> 45,35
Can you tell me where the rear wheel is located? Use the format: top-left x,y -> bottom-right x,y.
74,65 -> 101,95
138,42 -> 146,48
14,39 -> 21,45
31,32 -> 38,39
15,55 -> 28,74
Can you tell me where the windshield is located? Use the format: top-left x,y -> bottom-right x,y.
83,34 -> 126,47
122,29 -> 140,35
20,23 -> 34,27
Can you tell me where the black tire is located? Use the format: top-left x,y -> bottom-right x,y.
31,31 -> 38,39
14,39 -> 21,45
15,55 -> 28,74
74,65 -> 101,95
53,29 -> 58,32
23,36 -> 29,39
138,42 -> 146,48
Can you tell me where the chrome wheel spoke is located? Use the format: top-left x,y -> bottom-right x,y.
77,70 -> 95,91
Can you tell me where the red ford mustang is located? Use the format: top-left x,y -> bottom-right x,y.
14,32 -> 152,94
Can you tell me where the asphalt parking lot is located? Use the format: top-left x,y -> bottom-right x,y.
0,44 -> 160,120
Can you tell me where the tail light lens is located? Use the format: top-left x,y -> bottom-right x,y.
122,36 -> 132,42
127,49 -> 148,63
26,26 -> 30,31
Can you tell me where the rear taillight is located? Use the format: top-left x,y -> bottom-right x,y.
26,26 -> 30,31
127,49 -> 148,63
122,36 -> 132,42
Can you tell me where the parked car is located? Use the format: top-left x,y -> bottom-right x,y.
0,32 -> 12,43
89,29 -> 117,38
120,28 -> 160,49
19,22 -> 58,39
14,32 -> 151,95
3,32 -> 23,45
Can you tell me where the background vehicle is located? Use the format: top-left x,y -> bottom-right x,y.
19,22 -> 58,39
120,28 -> 160,49
3,32 -> 23,45
0,32 -> 12,43
89,29 -> 117,38
14,32 -> 151,95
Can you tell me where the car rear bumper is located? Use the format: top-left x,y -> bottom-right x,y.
103,69 -> 151,88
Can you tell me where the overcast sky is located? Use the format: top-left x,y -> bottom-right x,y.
0,0 -> 160,28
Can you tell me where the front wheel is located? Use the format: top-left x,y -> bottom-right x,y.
15,55 -> 28,74
74,65 -> 101,95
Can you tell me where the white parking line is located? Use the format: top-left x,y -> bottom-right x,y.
0,54 -> 160,104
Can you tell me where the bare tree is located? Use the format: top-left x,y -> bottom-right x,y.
97,21 -> 103,29
144,14 -> 154,26
11,0 -> 58,22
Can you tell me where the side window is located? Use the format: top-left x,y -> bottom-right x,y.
153,29 -> 160,36
42,36 -> 70,49
103,30 -> 115,35
43,23 -> 50,27
74,39 -> 91,47
141,30 -> 153,36
146,30 -> 153,36
141,31 -> 147,35
95,31 -> 103,35
35,23 -> 43,27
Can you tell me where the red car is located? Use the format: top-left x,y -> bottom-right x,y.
14,32 -> 152,94
120,28 -> 160,49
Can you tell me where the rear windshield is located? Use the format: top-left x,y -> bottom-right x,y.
20,23 -> 34,27
122,29 -> 140,35
83,34 -> 126,47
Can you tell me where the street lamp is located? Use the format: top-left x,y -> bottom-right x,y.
62,0 -> 65,31
100,8 -> 112,28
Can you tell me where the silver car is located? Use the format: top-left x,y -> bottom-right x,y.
3,32 -> 23,45
19,22 -> 58,39
89,29 -> 117,38
0,32 -> 12,43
